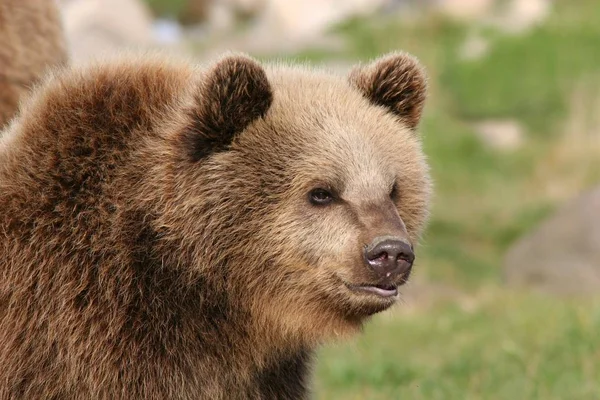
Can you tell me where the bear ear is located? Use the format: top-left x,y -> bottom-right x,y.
182,54 -> 273,161
348,52 -> 428,130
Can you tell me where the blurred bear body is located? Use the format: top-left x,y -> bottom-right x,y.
0,0 -> 68,128
0,53 -> 430,399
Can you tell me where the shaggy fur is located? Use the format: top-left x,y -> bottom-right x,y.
0,0 -> 68,128
349,52 -> 428,130
0,52 -> 431,399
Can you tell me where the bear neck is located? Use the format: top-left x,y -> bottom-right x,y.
115,209 -> 315,396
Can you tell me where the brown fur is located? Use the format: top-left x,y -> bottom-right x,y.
349,51 -> 427,129
0,52 -> 431,399
0,0 -> 68,129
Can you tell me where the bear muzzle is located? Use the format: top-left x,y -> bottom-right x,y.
343,236 -> 414,298
364,236 -> 414,279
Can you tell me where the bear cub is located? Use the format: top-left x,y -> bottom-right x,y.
0,52 -> 431,399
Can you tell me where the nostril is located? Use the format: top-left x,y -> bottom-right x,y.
397,251 -> 414,264
369,251 -> 388,262
396,257 -> 412,274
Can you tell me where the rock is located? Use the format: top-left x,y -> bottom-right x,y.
205,0 -> 238,32
499,0 -> 550,34
202,0 -> 267,31
503,186 -> 600,296
255,0 -> 390,42
473,119 -> 524,151
459,32 -> 490,61
480,0 -> 551,35
152,19 -> 184,46
436,0 -> 550,33
194,0 -> 355,58
437,0 -> 495,20
60,0 -> 155,62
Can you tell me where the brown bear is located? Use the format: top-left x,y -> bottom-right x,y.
0,51 -> 431,399
0,0 -> 68,128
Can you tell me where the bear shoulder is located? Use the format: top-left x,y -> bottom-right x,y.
1,56 -> 197,183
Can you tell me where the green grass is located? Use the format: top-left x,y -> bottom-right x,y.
144,0 -> 188,18
314,292 -> 600,399
422,0 -> 600,287
441,0 -> 600,134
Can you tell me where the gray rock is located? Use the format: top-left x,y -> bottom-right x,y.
60,0 -> 155,62
494,0 -> 551,35
459,33 -> 490,61
256,0 -> 390,41
504,186 -> 600,295
473,119 -> 524,151
437,0 -> 494,20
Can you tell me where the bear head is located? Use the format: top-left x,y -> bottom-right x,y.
164,52 -> 431,343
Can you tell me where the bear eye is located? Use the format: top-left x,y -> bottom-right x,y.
309,188 -> 334,206
390,182 -> 399,200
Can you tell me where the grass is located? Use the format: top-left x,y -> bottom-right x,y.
314,291 -> 600,399
441,0 -> 600,134
144,0 -> 188,18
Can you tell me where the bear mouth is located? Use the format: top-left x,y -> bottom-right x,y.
345,283 -> 399,298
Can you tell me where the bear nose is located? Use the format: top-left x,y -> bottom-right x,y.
364,236 -> 415,280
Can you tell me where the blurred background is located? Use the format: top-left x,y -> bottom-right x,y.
57,0 -> 599,398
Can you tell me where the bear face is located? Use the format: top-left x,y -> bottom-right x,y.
167,53 -> 430,342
